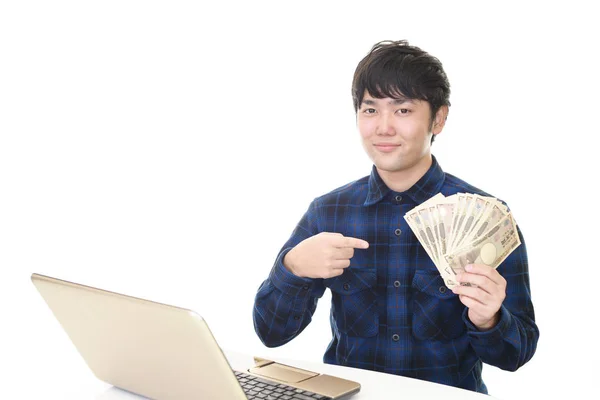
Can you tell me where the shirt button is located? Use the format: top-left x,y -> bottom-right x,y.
392,334 -> 400,342
302,285 -> 309,291
438,286 -> 447,294
394,195 -> 402,203
343,283 -> 350,291
394,228 -> 402,236
294,315 -> 300,320
393,280 -> 401,288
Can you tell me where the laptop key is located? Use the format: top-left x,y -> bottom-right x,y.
255,377 -> 275,384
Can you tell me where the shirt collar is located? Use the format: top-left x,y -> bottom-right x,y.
364,155 -> 446,206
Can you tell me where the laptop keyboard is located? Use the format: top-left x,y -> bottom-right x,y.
234,370 -> 332,400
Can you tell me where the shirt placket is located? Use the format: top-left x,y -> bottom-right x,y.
385,193 -> 413,373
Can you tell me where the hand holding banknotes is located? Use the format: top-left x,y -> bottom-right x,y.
284,232 -> 370,279
403,192 -> 520,330
452,263 -> 507,330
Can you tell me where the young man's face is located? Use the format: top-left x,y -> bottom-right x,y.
357,92 -> 445,174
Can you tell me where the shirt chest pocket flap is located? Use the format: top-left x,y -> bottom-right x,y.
329,269 -> 378,338
411,270 -> 466,341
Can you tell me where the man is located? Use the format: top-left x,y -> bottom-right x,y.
252,40 -> 538,394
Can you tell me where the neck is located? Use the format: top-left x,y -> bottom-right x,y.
377,153 -> 433,192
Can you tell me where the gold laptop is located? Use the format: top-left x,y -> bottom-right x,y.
31,273 -> 361,400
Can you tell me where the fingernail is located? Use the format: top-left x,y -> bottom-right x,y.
465,264 -> 473,271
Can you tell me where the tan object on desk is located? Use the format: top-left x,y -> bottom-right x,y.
31,273 -> 361,400
249,357 -> 360,399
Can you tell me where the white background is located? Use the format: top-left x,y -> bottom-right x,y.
1,1 -> 598,399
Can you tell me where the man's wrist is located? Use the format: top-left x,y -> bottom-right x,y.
474,311 -> 501,331
283,250 -> 301,277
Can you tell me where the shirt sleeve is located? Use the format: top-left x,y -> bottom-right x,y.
253,199 -> 326,347
462,226 -> 539,371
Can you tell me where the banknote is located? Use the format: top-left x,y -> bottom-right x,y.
419,208 -> 441,263
453,195 -> 489,251
405,212 -> 439,266
405,198 -> 455,285
450,194 -> 476,251
448,193 -> 469,252
428,205 -> 446,260
444,213 -> 521,274
462,201 -> 506,246
435,201 -> 455,256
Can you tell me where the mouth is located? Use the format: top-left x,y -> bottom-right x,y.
373,143 -> 401,153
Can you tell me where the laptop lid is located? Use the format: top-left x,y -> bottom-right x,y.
31,273 -> 248,400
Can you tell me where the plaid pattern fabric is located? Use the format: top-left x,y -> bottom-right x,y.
253,156 -> 539,394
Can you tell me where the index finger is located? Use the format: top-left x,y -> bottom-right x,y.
337,235 -> 369,249
463,264 -> 503,284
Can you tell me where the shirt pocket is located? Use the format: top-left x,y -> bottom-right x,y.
329,268 -> 378,338
411,270 -> 466,341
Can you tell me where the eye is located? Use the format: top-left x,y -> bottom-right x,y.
363,108 -> 376,114
397,108 -> 410,114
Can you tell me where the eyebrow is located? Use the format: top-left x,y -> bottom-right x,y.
362,98 -> 414,106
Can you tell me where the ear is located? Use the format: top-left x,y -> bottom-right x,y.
432,105 -> 449,135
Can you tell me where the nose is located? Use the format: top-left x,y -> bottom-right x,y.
376,112 -> 395,136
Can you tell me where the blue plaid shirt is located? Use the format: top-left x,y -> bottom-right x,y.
253,156 -> 539,393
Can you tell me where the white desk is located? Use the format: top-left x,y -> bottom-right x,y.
30,350 -> 497,399
18,276 -> 497,400
227,351 -> 497,400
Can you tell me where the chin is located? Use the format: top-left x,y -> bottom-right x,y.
375,161 -> 408,173
375,153 -> 423,172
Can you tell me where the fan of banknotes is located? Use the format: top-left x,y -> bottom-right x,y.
403,193 -> 521,288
